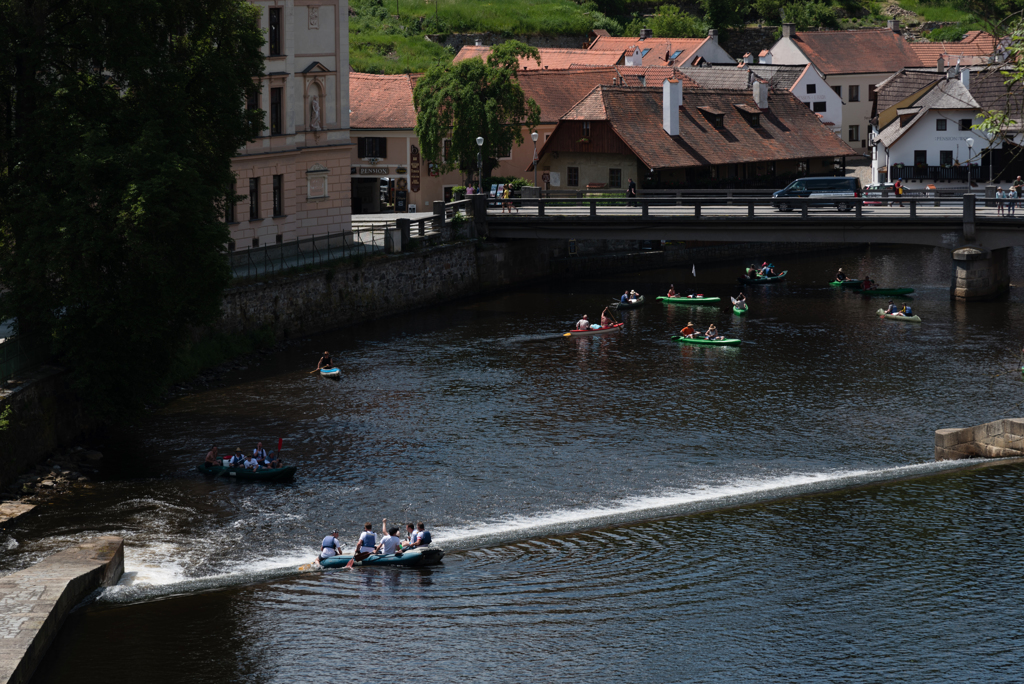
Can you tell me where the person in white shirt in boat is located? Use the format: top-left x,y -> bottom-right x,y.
229,447 -> 246,467
629,289 -> 640,301
734,293 -> 747,310
375,519 -> 403,556
576,314 -> 590,330
405,522 -> 417,547
410,522 -> 433,548
705,323 -> 724,340
318,530 -> 341,564
353,523 -> 378,562
253,442 -> 269,466
600,307 -> 615,327
243,454 -> 260,471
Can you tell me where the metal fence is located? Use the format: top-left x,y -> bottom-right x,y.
0,335 -> 44,384
229,226 -> 389,280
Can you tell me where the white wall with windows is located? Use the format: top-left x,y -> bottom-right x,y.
788,66 -> 842,134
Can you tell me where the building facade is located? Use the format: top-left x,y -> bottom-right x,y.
228,0 -> 352,249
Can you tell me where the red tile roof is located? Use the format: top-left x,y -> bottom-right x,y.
587,35 -> 712,67
516,68 -> 620,123
536,86 -> 856,170
452,45 -> 623,69
614,66 -> 699,88
909,31 -> 1000,65
349,73 -> 416,129
790,28 -> 924,75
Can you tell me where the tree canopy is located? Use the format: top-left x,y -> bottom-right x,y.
0,0 -> 265,417
413,40 -> 541,183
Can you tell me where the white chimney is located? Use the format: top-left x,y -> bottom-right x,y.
625,46 -> 643,67
662,78 -> 682,136
753,81 -> 769,110
960,67 -> 970,89
888,19 -> 900,32
474,38 -> 482,47
743,52 -> 753,64
759,49 -> 773,65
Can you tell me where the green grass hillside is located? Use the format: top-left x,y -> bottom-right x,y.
349,0 -> 995,74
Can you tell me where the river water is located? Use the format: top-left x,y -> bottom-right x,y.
4,244 -> 1024,682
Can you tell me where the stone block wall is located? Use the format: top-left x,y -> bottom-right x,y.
951,246 -> 1010,300
935,418 -> 1024,460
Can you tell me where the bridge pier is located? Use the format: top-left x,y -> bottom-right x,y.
951,246 -> 1010,300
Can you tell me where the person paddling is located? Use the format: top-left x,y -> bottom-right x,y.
679,321 -> 697,339
576,314 -> 590,330
884,300 -> 898,315
204,446 -> 219,467
316,351 -> 334,372
601,307 -> 615,328
834,268 -> 849,282
317,530 -> 341,565
733,293 -> 747,310
705,323 -> 724,340
345,523 -> 378,568
410,522 -> 432,548
667,284 -> 679,298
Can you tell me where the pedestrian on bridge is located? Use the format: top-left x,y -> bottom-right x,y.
997,187 -> 1005,217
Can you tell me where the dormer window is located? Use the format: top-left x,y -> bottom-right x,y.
698,106 -> 725,129
733,103 -> 761,128
670,50 -> 683,60
641,48 -> 652,57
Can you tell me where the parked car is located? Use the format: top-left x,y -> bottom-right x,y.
772,176 -> 861,212
863,182 -> 894,206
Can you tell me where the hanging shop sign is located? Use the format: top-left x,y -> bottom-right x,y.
410,146 -> 421,193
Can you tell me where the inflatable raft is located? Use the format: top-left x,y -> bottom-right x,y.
318,547 -> 444,568
611,295 -> 645,309
198,463 -> 297,482
320,367 -> 341,378
738,270 -> 787,284
877,308 -> 921,322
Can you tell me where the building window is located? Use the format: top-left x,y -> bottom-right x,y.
567,167 -> 579,186
849,85 -> 860,102
832,85 -> 841,97
582,121 -> 591,136
936,119 -> 947,131
813,101 -> 826,113
441,138 -> 452,163
270,87 -> 282,135
609,169 -> 621,188
940,150 -> 953,166
357,137 -> 387,159
914,150 -> 927,166
252,237 -> 259,248
247,87 -> 259,113
272,175 -> 283,216
868,84 -> 877,102
225,183 -> 235,223
806,83 -> 816,94
249,177 -> 259,219
959,118 -> 973,131
848,125 -> 859,142
269,8 -> 281,56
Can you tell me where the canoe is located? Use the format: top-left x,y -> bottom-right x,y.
320,367 -> 340,378
876,308 -> 922,322
611,295 -> 645,309
733,306 -> 748,316
564,322 -> 624,337
860,288 -> 914,296
656,296 -> 721,305
738,270 -> 787,284
319,547 -> 445,568
730,297 -> 748,315
830,279 -> 863,287
671,335 -> 741,347
197,463 -> 297,482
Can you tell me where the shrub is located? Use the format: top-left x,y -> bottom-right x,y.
928,24 -> 966,42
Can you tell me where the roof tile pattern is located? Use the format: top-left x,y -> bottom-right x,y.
790,29 -> 924,74
588,35 -> 711,67
349,73 -> 416,129
909,31 -> 1000,64
452,45 -> 623,69
545,86 -> 856,170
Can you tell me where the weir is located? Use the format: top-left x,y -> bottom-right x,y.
0,536 -> 123,684
935,418 -> 1024,460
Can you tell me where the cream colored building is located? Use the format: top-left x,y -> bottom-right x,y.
228,0 -> 352,249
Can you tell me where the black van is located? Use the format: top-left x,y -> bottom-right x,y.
772,176 -> 861,212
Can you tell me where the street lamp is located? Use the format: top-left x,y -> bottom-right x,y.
476,136 -> 484,192
967,137 -> 974,184
531,131 -> 539,188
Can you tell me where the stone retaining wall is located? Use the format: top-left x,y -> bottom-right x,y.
935,418 -> 1024,460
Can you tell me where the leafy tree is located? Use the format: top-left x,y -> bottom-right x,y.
752,0 -> 783,23
928,24 -> 967,42
649,5 -> 710,38
0,0 -> 265,417
781,1 -> 840,30
413,40 -> 541,184
697,0 -> 749,30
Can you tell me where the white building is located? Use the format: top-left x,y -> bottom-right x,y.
228,0 -> 352,249
769,21 -> 924,153
871,70 -> 990,191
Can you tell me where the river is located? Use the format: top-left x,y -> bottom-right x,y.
4,244 -> 1024,682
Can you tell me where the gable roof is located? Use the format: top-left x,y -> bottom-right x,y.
349,73 -> 416,129
452,45 -> 623,70
587,35 -> 717,67
614,65 -> 699,88
516,68 -> 619,123
876,78 -> 978,148
788,28 -> 924,75
677,64 -> 811,91
909,31 -> 1001,65
537,86 -> 856,170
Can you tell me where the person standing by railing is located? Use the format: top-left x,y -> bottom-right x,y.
627,178 -> 637,207
996,187 -> 1005,217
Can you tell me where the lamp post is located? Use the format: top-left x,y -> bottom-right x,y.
967,137 -> 974,183
531,131 -> 539,188
476,136 -> 484,192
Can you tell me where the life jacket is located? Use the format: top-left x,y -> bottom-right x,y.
360,532 -> 376,549
418,530 -> 432,545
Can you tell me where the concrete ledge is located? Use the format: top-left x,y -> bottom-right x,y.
0,536 -> 123,684
934,418 -> 1024,461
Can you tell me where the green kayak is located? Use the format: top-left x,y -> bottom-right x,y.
672,335 -> 741,346
733,306 -> 748,316
830,279 -> 862,287
198,463 -> 297,482
859,287 -> 914,296
657,296 -> 721,305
